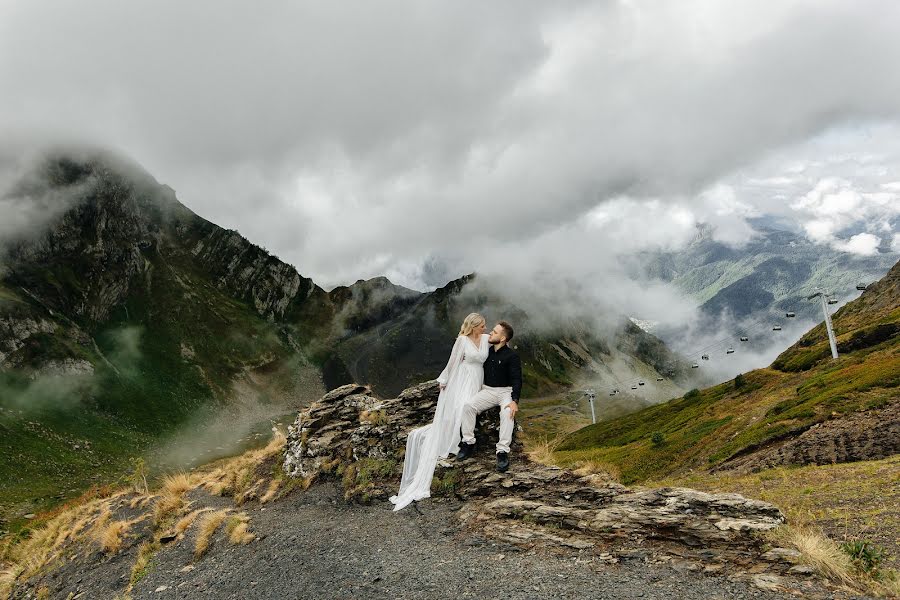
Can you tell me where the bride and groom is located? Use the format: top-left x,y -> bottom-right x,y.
390,313 -> 523,512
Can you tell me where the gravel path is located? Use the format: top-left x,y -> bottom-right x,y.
126,484 -> 829,600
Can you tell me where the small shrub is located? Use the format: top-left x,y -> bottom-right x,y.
127,457 -> 149,495
840,540 -> 887,575
130,540 -> 160,586
683,388 -> 701,400
650,432 -> 665,447
431,469 -> 463,496
734,373 -> 745,389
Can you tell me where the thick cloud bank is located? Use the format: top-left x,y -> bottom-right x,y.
2,1 -> 899,379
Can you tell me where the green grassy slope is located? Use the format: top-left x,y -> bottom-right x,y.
556,259 -> 900,484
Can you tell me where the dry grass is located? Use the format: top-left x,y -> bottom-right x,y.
174,508 -> 212,538
656,456 -> 900,571
569,459 -> 622,482
766,525 -> 900,597
128,495 -> 147,509
161,473 -> 194,496
152,488 -> 188,528
193,510 -> 229,559
0,429 -> 288,597
360,409 -> 389,425
259,479 -> 280,504
1,563 -> 22,600
0,495 -> 116,594
524,430 -> 624,484
768,526 -> 855,584
96,520 -> 131,554
660,458 -> 900,598
225,513 -> 255,545
523,433 -> 565,466
197,428 -> 286,502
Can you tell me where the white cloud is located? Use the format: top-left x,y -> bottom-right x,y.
834,232 -> 881,256
3,0 -> 900,292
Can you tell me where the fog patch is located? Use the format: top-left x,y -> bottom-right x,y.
0,369 -> 96,417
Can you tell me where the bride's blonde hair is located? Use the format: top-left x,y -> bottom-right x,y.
458,312 -> 486,336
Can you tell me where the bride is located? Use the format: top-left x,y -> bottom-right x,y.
389,312 -> 489,511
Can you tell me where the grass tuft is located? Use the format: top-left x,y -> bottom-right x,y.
225,513 -> 255,545
97,520 -> 131,554
193,510 -> 229,560
767,525 -> 855,585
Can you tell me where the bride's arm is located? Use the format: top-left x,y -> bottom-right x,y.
436,336 -> 465,388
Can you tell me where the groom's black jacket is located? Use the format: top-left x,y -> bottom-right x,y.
483,344 -> 523,401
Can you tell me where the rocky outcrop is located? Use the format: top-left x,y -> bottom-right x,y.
189,227 -> 322,322
718,400 -> 900,473
0,317 -> 56,367
284,382 -> 787,565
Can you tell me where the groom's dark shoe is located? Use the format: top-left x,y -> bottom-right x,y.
456,442 -> 475,461
496,451 -> 510,473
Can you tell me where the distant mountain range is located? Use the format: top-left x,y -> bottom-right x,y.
637,220 -> 896,322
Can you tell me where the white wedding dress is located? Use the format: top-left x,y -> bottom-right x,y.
389,333 -> 489,511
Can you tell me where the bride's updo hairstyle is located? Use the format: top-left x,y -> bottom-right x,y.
458,312 -> 485,336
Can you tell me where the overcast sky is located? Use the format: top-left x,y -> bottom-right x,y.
2,0 -> 899,313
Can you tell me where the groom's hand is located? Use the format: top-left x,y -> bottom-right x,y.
507,401 -> 518,420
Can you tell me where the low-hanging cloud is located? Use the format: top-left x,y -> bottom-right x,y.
2,0 -> 900,379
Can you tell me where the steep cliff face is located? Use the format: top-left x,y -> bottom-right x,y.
0,152 -> 338,523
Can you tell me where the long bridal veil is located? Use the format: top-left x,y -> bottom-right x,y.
390,334 -> 487,511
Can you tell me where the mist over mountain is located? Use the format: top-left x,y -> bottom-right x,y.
625,219 -> 897,382
0,150 -> 695,523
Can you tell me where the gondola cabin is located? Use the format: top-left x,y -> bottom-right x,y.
773,325 -> 782,331
701,354 -> 709,360
827,298 -> 838,305
726,348 -> 735,354
691,363 -> 699,368
785,312 -> 795,318
856,283 -> 868,291
740,336 -> 749,342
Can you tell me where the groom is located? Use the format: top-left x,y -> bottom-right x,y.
455,320 -> 523,472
